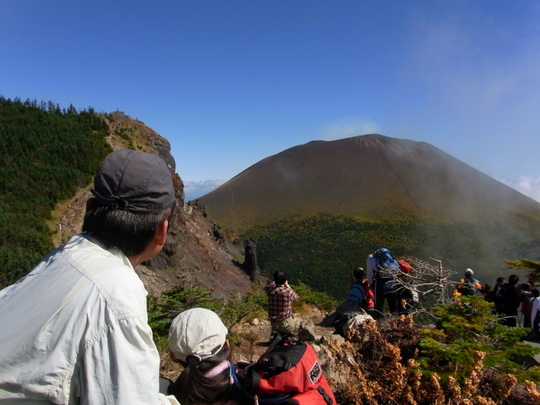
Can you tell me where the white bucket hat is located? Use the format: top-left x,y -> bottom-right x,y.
168,308 -> 228,362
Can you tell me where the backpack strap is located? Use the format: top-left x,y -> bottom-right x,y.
230,363 -> 242,390
317,386 -> 334,405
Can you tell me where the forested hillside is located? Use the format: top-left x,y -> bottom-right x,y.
244,213 -> 540,299
0,97 -> 111,288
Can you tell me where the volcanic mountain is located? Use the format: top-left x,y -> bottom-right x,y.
197,135 -> 540,290
197,134 -> 540,230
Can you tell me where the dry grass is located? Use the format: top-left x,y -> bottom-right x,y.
323,316 -> 540,405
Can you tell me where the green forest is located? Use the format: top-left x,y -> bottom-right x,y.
0,97 -> 111,288
244,213 -> 540,299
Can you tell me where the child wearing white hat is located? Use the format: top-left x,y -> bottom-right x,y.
167,308 -> 245,405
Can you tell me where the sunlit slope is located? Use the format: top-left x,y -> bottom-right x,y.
198,134 -> 540,231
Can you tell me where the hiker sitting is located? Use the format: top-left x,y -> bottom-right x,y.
167,308 -> 247,405
336,268 -> 370,315
456,268 -> 483,296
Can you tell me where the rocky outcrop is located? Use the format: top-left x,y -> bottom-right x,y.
54,112 -> 253,299
243,237 -> 261,282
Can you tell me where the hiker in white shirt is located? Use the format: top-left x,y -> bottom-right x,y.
530,289 -> 540,340
0,149 -> 179,404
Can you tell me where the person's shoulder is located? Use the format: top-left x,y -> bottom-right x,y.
63,234 -> 147,316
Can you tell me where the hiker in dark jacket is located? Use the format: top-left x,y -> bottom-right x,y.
492,276 -> 506,314
500,274 -> 520,327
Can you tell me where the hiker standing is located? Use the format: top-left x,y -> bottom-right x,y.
367,248 -> 400,315
492,276 -> 506,314
517,279 -> 534,327
265,269 -> 299,336
0,149 -> 179,404
500,275 -> 521,327
456,268 -> 483,296
531,289 -> 540,340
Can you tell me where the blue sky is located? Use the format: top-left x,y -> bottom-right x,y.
2,1 -> 540,201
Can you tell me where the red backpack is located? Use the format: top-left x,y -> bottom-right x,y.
242,335 -> 336,405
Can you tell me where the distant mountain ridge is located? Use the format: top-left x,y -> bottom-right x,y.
198,134 -> 540,229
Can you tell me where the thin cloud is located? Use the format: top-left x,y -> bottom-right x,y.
499,176 -> 540,202
320,118 -> 381,141
405,6 -> 540,179
184,179 -> 226,195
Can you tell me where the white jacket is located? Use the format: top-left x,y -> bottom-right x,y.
0,234 -> 178,405
531,297 -> 540,327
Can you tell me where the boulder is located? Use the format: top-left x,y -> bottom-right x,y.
343,313 -> 375,342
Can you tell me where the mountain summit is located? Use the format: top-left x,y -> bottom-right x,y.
198,134 -> 540,230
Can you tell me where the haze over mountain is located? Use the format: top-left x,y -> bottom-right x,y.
197,135 -> 540,290
198,134 -> 540,230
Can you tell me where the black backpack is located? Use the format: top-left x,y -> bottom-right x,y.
459,278 -> 481,296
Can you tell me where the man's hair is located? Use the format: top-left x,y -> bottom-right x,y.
273,269 -> 287,285
169,343 -> 232,405
354,268 -> 365,281
532,288 -> 539,298
496,277 -> 505,284
82,199 -> 174,257
509,274 -> 520,286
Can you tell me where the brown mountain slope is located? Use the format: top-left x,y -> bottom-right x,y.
197,134 -> 540,231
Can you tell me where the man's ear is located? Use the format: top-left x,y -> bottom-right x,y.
85,197 -> 95,212
154,220 -> 168,247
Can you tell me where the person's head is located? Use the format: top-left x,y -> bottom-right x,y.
273,269 -> 288,286
496,277 -> 505,285
484,283 -> 492,292
465,268 -> 474,277
354,267 -> 365,281
82,149 -> 176,258
509,274 -> 520,286
168,308 -> 232,405
532,289 -> 539,298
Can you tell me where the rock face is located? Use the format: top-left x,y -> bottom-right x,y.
243,237 -> 261,282
55,112 -> 253,299
141,201 -> 253,299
